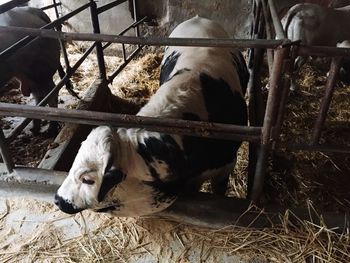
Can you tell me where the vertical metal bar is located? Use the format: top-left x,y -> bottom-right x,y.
132,0 -> 140,37
311,57 -> 342,145
251,47 -> 289,202
122,43 -> 127,62
261,0 -> 273,75
267,0 -> 286,40
272,46 -> 299,146
89,0 -> 107,81
247,0 -> 266,198
52,0 -> 60,18
0,129 -> 14,173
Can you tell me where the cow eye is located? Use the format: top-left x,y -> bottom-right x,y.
82,178 -> 95,185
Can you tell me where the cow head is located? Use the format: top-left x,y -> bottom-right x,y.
54,126 -> 178,216
54,126 -> 125,214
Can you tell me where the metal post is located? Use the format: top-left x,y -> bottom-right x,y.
251,47 -> 289,202
247,0 -> 266,198
311,57 -> 342,145
0,129 -> 14,173
89,0 -> 107,81
132,0 -> 140,38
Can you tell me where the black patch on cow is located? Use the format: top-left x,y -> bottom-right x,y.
98,169 -> 125,202
160,51 -> 180,85
178,73 -> 248,174
137,135 -> 188,201
231,52 -> 249,95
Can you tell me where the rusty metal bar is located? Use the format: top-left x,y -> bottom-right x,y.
251,47 -> 290,201
0,26 -> 287,49
132,0 -> 140,39
0,2 -> 92,61
121,43 -> 127,62
287,143 -> 350,154
0,0 -> 28,14
261,0 -> 274,75
267,0 -> 287,40
6,43 -> 97,141
311,57 -> 342,145
108,45 -> 143,83
247,0 -> 266,198
102,16 -> 148,50
299,45 -> 350,58
90,0 -> 106,81
41,2 -> 61,11
0,103 -> 262,142
52,0 -> 60,18
0,129 -> 14,173
97,0 -> 127,14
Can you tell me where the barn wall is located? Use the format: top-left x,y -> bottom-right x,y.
28,0 -> 348,38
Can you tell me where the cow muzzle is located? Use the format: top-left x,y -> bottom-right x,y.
54,194 -> 84,214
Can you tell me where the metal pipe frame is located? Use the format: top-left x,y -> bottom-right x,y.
251,47 -> 290,202
108,45 -> 143,83
0,129 -> 13,173
6,43 -> 97,141
0,103 -> 262,142
0,0 -> 28,14
311,57 -> 342,145
0,2 -> 92,61
41,2 -> 62,12
97,0 -> 127,14
247,0 -> 266,198
267,0 -> 287,40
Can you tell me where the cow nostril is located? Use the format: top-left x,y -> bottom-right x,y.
54,194 -> 60,206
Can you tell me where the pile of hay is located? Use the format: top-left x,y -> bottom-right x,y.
262,60 -> 350,213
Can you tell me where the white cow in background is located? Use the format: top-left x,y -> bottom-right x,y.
282,3 -> 350,90
54,16 -> 249,216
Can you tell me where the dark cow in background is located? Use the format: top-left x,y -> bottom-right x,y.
54,16 -> 249,216
282,3 -> 350,90
0,6 -> 70,135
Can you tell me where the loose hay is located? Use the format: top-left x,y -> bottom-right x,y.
1,199 -> 349,262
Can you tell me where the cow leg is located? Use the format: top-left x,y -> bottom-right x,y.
210,162 -> 235,196
290,56 -> 307,91
46,80 -> 59,136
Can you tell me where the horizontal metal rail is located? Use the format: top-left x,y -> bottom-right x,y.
0,26 -> 287,48
97,0 -> 127,14
41,2 -> 62,11
0,0 -> 28,14
0,103 -> 262,142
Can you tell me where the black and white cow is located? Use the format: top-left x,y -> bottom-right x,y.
282,3 -> 350,90
54,16 -> 249,216
0,6 -> 71,135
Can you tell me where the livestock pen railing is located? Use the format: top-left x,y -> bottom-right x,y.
0,0 -> 349,229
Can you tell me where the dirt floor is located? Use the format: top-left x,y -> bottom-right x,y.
0,44 -> 350,262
